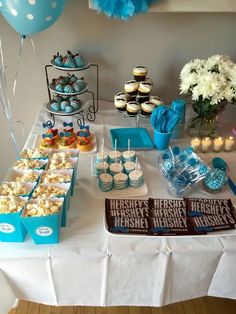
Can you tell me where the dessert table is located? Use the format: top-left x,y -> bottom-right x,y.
0,101 -> 236,314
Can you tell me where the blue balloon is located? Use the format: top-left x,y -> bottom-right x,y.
0,0 -> 66,36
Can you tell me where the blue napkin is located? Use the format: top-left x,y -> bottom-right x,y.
150,105 -> 179,133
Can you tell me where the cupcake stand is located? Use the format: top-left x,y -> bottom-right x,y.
43,62 -> 99,128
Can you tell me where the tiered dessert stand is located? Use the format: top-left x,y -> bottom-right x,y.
43,61 -> 99,128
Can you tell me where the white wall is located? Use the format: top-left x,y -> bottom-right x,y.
1,0 -> 236,179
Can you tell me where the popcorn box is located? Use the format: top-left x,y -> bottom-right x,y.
19,148 -> 51,160
0,182 -> 37,198
39,169 -> 73,196
5,169 -> 43,183
21,198 -> 64,245
13,158 -> 48,171
0,196 -> 28,242
32,183 -> 71,227
47,157 -> 78,194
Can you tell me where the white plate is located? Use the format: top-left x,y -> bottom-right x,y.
45,102 -> 84,116
49,83 -> 88,96
50,60 -> 91,71
91,155 -> 148,198
31,133 -> 97,155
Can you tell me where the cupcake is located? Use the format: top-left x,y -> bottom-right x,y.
95,162 -> 109,177
59,131 -> 77,149
40,129 -> 59,149
40,137 -> 58,149
124,161 -> 136,175
138,81 -> 152,97
98,173 -> 113,192
126,101 -> 140,117
113,172 -> 129,189
149,96 -> 164,107
108,151 -> 122,163
129,169 -> 144,187
109,162 -> 124,176
114,92 -> 128,101
136,95 -> 149,105
124,80 -> 139,99
77,137 -> 94,152
122,151 -> 136,162
114,97 -> 127,112
145,77 -> 154,86
77,124 -> 92,140
133,66 -> 148,82
141,101 -> 155,116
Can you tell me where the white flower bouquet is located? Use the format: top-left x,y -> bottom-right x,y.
180,55 -> 236,136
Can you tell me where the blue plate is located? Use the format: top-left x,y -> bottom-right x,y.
110,128 -> 154,150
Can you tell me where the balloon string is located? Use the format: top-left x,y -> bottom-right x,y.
13,35 -> 25,96
0,37 -> 20,157
29,37 -> 45,66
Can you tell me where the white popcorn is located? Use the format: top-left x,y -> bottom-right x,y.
48,158 -> 73,170
41,172 -> 71,184
24,199 -> 62,217
15,171 -> 39,183
20,149 -> 50,159
51,152 -> 72,159
32,185 -> 66,198
0,182 -> 30,196
14,159 -> 42,170
0,196 -> 27,213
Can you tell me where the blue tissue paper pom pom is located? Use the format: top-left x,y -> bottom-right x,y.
92,0 -> 158,20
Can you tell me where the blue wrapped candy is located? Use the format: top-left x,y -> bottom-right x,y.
203,168 -> 228,192
158,146 -> 209,197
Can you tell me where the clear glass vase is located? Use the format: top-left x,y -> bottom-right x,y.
187,100 -> 226,137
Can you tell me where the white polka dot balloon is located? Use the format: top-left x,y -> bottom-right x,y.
1,0 -> 66,36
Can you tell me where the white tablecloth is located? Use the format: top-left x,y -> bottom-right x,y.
0,101 -> 236,314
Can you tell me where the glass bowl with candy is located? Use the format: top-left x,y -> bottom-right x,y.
158,146 -> 209,197
203,157 -> 229,193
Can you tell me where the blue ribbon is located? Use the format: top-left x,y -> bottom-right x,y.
60,131 -> 71,137
63,122 -> 73,127
42,133 -> 53,139
42,121 -> 53,128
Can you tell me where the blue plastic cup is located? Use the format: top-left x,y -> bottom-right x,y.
154,130 -> 172,150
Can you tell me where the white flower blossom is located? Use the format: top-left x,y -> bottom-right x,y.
180,54 -> 236,105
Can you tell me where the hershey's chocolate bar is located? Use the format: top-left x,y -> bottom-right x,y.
107,216 -> 149,234
149,216 -> 190,235
189,214 -> 236,233
150,208 -> 186,218
185,198 -> 234,217
105,198 -> 149,210
149,198 -> 186,210
107,207 -> 149,218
